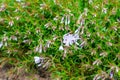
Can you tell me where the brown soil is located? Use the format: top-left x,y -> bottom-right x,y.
0,64 -> 51,80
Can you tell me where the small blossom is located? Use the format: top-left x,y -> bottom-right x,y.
37,63 -> 42,67
115,66 -> 119,72
15,16 -> 20,20
34,56 -> 50,69
34,56 -> 41,64
93,74 -> 101,80
63,33 -> 80,46
91,50 -> 96,55
9,20 -> 14,26
59,45 -> 64,51
0,4 -> 6,12
53,16 -> 59,21
16,0 -> 21,2
65,15 -> 70,25
44,22 -> 52,28
46,41 -> 51,48
76,14 -> 82,25
110,70 -> 114,78
21,3 -> 28,8
10,35 -> 17,41
74,27 -> 80,34
67,15 -> 70,25
100,52 -> 108,57
53,17 -> 58,21
94,5 -> 99,10
23,39 -> 31,45
53,0 -> 58,4
112,26 -> 117,31
111,66 -> 119,73
63,48 -> 67,59
102,8 -> 107,14
93,71 -> 108,80
89,0 -> 93,4
42,60 -> 50,69
76,14 -> 85,26
61,16 -> 64,23
36,28 -> 40,33
93,59 -> 102,66
35,44 -> 42,53
106,42 -> 112,46
60,26 -> 82,48
0,42 -> 3,48
80,41 -> 85,48
53,36 -> 58,41
34,56 -> 44,65
93,13 -> 97,17
40,4 -> 47,9
3,36 -> 8,42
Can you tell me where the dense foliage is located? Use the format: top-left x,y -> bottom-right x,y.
0,0 -> 120,80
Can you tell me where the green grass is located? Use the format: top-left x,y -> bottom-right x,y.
0,0 -> 120,80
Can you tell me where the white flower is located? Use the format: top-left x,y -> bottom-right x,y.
63,33 -> 73,46
65,16 -> 68,25
34,56 -> 44,64
59,45 -> 64,50
40,4 -> 46,9
16,0 -> 21,2
61,26 -> 81,47
46,41 -> 51,48
9,20 -> 14,26
63,32 -> 80,46
34,56 -> 45,67
89,0 -> 93,4
102,8 -> 107,14
111,66 -> 119,73
37,63 -> 42,67
67,15 -> 70,25
0,42 -> 3,48
100,52 -> 108,57
0,4 -> 6,12
3,35 -> 8,41
65,15 -> 71,25
93,59 -> 102,66
61,16 -> 64,23
110,71 -> 114,78
93,74 -> 101,80
10,35 -> 17,41
94,5 -> 99,9
116,66 -> 119,72
53,16 -> 59,21
76,13 -> 85,26
59,26 -> 85,51
15,16 -> 20,20
80,41 -> 85,48
34,56 -> 41,64
44,22 -> 52,28
35,44 -> 42,53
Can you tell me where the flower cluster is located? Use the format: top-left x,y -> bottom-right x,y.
59,27 -> 80,51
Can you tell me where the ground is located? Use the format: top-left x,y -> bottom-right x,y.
0,65 -> 50,80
